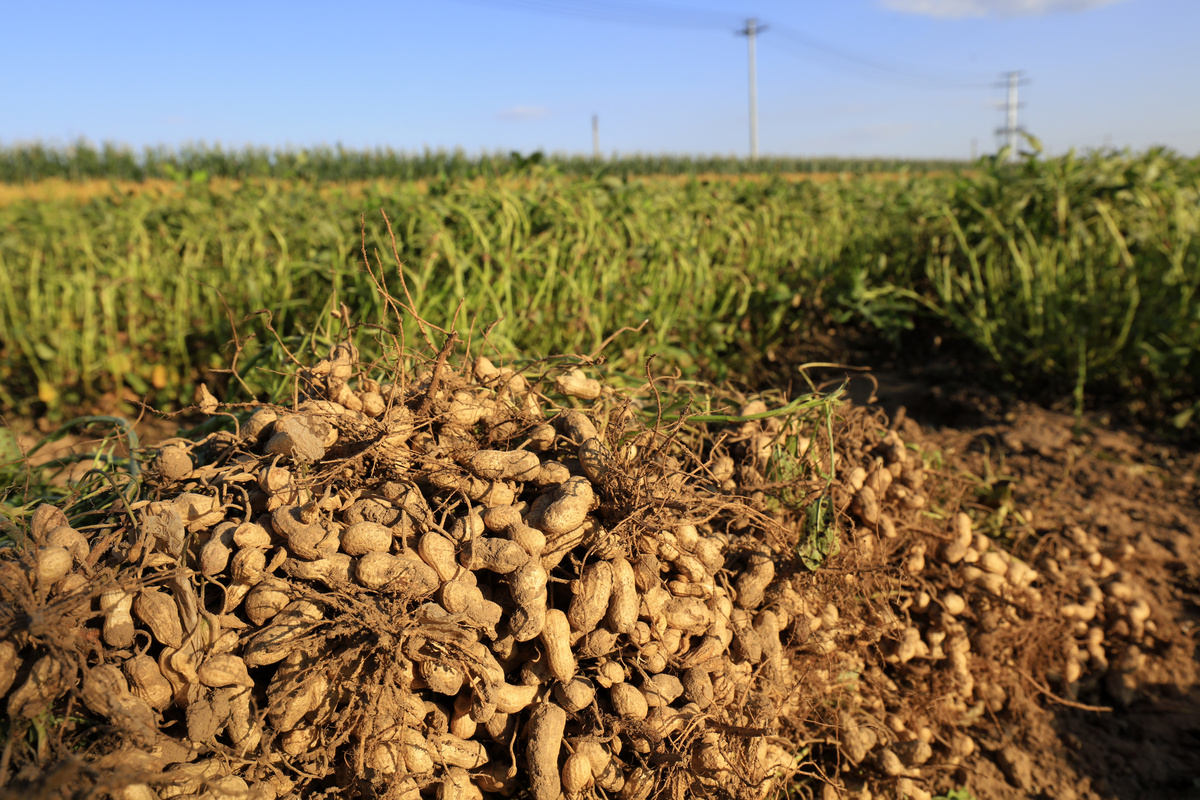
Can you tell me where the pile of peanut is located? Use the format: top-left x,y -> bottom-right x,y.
1,342 -> 1166,800
813,426 -> 1163,800
2,344 -> 807,800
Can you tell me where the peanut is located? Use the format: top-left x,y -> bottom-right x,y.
538,477 -> 594,537
199,522 -> 236,576
124,654 -> 173,711
461,536 -> 528,574
101,589 -> 136,648
527,702 -> 568,800
244,578 -> 292,626
45,525 -> 89,564
735,547 -> 774,609
562,751 -> 594,795
154,444 -> 194,481
271,505 -> 337,561
609,683 -> 648,721
282,552 -> 354,587
568,561 -> 613,632
540,609 -> 576,683
605,556 -> 638,634
508,559 -> 549,642
492,681 -> 539,714
198,654 -> 253,688
578,437 -> 611,483
851,485 -> 880,525
429,732 -> 488,768
356,551 -> 438,595
33,545 -> 72,585
943,512 -> 973,563
418,531 -> 460,581
469,449 -> 541,482
340,521 -> 392,556
637,675 -> 681,710
553,676 -> 597,712
134,588 -> 184,649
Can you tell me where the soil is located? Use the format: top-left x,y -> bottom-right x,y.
911,402 -> 1200,800
1,391 -> 198,492
760,327 -> 1200,800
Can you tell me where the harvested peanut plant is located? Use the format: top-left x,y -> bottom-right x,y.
0,296 -> 1172,800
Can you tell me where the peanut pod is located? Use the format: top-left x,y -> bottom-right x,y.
568,561 -> 613,633
527,702 -> 568,800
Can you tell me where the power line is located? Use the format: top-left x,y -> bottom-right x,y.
444,0 -> 1005,154
767,25 -> 993,90
450,1 -> 994,89
444,0 -> 735,30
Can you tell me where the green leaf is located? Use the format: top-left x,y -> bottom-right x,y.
0,428 -> 20,464
797,493 -> 839,571
125,371 -> 149,396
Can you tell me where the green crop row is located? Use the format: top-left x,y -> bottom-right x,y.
1,146 -> 1197,428
0,140 -> 965,183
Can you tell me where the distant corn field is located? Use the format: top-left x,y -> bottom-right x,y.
0,140 -> 966,183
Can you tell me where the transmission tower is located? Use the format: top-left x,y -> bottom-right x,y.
995,70 -> 1031,161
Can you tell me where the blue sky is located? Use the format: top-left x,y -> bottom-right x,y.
3,0 -> 1195,159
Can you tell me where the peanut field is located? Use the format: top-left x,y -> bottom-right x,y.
1,146 -> 1197,429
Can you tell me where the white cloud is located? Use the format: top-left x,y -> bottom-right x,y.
496,105 -> 550,121
879,0 -> 1128,18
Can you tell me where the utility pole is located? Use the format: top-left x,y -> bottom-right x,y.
592,114 -> 600,160
994,70 -> 1029,161
737,18 -> 767,160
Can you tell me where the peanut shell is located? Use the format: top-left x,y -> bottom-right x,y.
341,521 -> 392,557
568,560 -> 613,633
134,588 -> 184,649
527,702 -> 567,800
